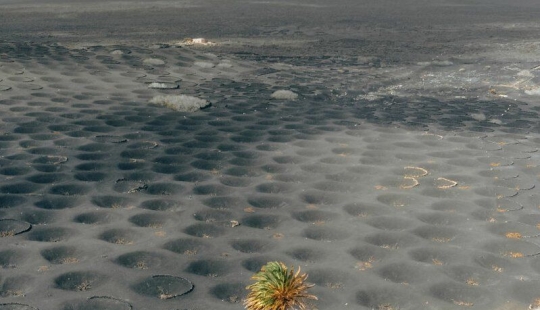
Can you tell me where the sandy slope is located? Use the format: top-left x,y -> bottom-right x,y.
0,1 -> 540,310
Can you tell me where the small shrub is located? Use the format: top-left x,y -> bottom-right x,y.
245,261 -> 317,310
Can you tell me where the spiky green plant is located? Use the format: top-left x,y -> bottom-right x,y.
244,261 -> 318,310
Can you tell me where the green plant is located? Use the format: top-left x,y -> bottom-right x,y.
245,261 -> 317,310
